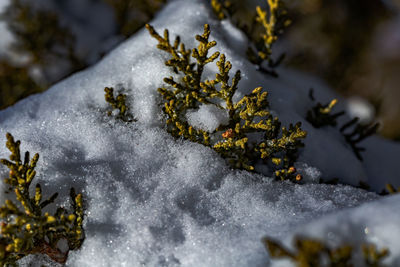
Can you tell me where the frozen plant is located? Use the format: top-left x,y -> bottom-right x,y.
210,0 -> 233,20
246,0 -> 291,76
264,236 -> 389,267
146,23 -> 306,181
0,133 -> 84,265
211,0 -> 290,76
381,184 -> 400,195
340,118 -> 379,161
104,87 -> 135,122
306,88 -> 345,128
306,89 -> 379,161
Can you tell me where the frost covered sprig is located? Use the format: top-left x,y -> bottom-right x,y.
264,236 -> 389,267
0,133 -> 84,265
147,23 -> 306,181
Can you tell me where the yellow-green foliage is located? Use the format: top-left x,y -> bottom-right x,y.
306,89 -> 345,128
306,89 -> 378,161
104,0 -> 166,37
146,23 -> 306,181
362,243 -> 390,267
340,118 -> 379,161
104,87 -> 135,123
264,236 -> 389,267
254,0 -> 288,60
247,0 -> 290,75
0,133 -> 84,265
210,0 -> 233,20
211,0 -> 290,77
383,184 -> 400,195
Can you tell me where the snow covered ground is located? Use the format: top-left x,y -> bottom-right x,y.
1,0 -> 400,266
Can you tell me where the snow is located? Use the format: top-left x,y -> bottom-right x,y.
280,194 -> 400,267
347,96 -> 376,123
186,104 -> 229,132
0,0 -> 399,266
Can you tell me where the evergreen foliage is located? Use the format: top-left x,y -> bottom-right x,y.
211,0 -> 290,77
340,118 -> 379,161
210,0 -> 233,20
246,0 -> 291,76
362,243 -> 390,267
306,89 -> 379,161
0,1 -> 395,265
264,236 -> 389,267
384,184 -> 400,195
104,87 -> 135,122
146,23 -> 306,181
0,133 -> 84,265
306,89 -> 345,128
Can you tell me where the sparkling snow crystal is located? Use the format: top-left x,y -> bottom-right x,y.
186,104 -> 229,132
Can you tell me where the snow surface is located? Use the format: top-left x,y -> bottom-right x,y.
0,0 -> 400,266
346,96 -> 375,124
186,104 -> 229,132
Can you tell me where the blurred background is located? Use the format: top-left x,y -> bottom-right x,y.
0,0 -> 399,140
